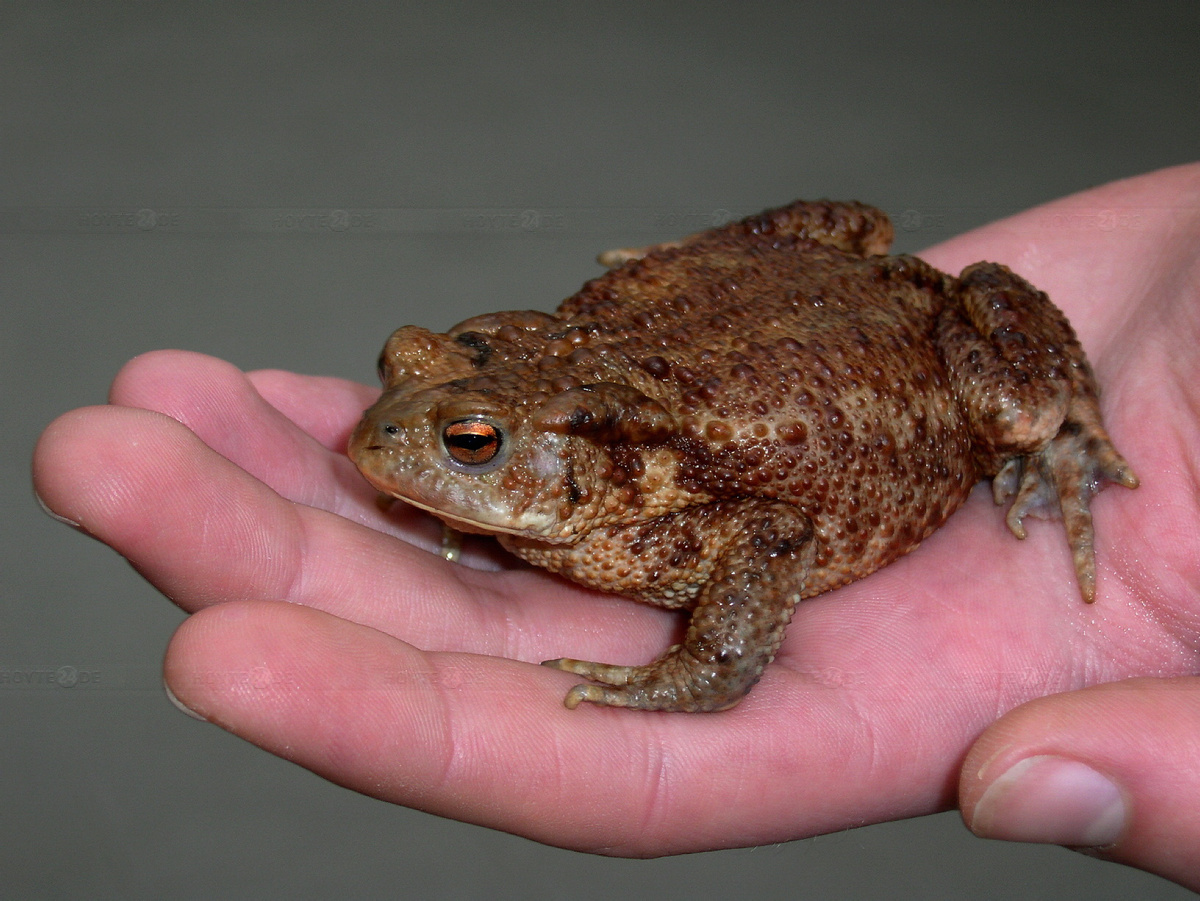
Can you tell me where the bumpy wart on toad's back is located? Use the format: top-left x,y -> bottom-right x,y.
350,200 -> 1137,712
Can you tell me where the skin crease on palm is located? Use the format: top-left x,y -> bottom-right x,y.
31,165 -> 1200,882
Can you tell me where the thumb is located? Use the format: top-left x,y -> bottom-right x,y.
960,677 -> 1200,891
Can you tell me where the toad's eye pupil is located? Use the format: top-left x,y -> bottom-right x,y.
442,421 -> 503,466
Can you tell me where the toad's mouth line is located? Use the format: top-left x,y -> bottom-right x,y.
391,492 -> 528,537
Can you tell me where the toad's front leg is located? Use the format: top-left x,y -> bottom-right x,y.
530,501 -> 814,712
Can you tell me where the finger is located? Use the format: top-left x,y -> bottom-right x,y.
165,601 -> 600,845
960,677 -> 1200,891
245,367 -> 378,454
109,350 -> 380,525
164,599 -> 939,855
33,405 -> 673,661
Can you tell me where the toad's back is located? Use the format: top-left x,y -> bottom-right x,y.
552,232 -> 976,594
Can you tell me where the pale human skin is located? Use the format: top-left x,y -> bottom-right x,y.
33,164 -> 1200,887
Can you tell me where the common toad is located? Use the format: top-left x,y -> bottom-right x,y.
350,200 -> 1137,712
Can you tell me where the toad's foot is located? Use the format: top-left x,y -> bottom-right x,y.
993,395 -> 1138,603
543,644 -> 764,712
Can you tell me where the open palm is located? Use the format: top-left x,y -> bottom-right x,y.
33,164 -> 1200,857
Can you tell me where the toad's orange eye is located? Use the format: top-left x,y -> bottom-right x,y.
442,420 -> 504,467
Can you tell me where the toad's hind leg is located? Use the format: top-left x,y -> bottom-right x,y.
938,262 -> 1138,602
541,502 -> 813,712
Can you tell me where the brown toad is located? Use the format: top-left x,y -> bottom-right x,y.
349,200 -> 1137,712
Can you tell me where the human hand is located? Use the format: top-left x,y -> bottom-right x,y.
32,165 -> 1200,878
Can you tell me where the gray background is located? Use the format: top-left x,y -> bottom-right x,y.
3,2 -> 1198,898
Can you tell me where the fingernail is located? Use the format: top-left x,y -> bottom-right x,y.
163,677 -> 208,722
33,487 -> 82,529
970,755 -> 1126,848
